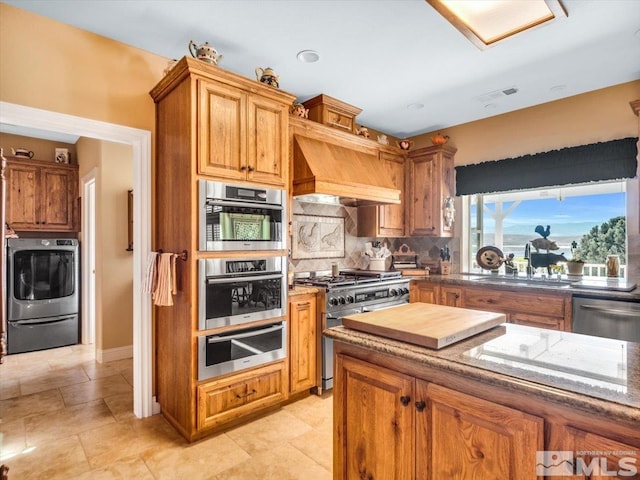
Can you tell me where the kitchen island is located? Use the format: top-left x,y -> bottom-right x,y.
327,303 -> 639,479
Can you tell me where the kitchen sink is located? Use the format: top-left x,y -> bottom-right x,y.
469,276 -> 576,288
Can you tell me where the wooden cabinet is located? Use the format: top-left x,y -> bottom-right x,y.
417,382 -> 543,479
464,286 -> 569,331
358,150 -> 406,237
334,354 -> 415,480
149,57 -> 295,441
411,280 -> 571,331
197,76 -> 290,187
564,427 -> 639,479
410,281 -> 439,304
302,94 -> 362,134
288,293 -> 317,394
5,158 -> 78,231
197,361 -> 286,431
439,285 -> 462,307
408,145 -> 456,237
335,354 -> 543,480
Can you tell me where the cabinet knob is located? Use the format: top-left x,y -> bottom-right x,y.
247,165 -> 255,172
415,400 -> 426,412
400,395 -> 411,406
240,165 -> 247,171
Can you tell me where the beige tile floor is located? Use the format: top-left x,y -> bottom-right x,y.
0,344 -> 333,479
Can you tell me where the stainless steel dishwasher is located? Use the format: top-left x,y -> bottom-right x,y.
572,296 -> 640,342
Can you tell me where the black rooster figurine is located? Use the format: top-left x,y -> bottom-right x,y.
535,225 -> 551,239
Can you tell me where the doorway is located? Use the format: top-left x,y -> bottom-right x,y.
0,101 -> 156,418
81,170 -> 96,346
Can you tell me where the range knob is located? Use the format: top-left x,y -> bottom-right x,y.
389,289 -> 398,297
346,295 -> 355,304
338,296 -> 346,305
401,287 -> 410,295
329,297 -> 339,306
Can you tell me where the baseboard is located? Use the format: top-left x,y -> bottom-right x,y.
97,344 -> 133,363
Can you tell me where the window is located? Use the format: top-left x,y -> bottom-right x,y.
463,181 -> 627,276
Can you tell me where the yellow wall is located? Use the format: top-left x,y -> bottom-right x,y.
0,3 -> 167,131
77,138 -> 134,352
411,80 -> 640,166
0,133 -> 77,164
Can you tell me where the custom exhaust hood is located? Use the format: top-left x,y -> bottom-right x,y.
292,134 -> 401,206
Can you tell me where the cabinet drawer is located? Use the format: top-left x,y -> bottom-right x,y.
197,361 -> 285,430
464,287 -> 566,318
510,313 -> 565,331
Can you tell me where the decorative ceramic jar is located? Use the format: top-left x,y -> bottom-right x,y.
11,148 -> 34,158
355,127 -> 370,138
189,41 -> 223,65
377,134 -> 389,145
431,133 -> 449,145
290,102 -> 309,118
255,67 -> 279,88
397,139 -> 413,150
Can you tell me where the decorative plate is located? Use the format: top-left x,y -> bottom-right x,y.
476,246 -> 505,270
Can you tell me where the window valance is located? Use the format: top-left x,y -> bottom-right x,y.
455,137 -> 638,196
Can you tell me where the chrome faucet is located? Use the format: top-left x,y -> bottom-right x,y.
524,242 -> 534,278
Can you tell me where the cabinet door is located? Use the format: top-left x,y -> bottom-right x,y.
246,94 -> 288,187
40,166 -> 76,230
197,361 -> 285,431
5,162 -> 39,228
440,286 -> 462,307
409,153 -> 437,236
565,427 -> 639,479
378,152 -> 405,236
335,354 -> 415,480
417,382 -> 544,480
197,79 -> 247,181
289,294 -> 317,394
410,281 -> 439,304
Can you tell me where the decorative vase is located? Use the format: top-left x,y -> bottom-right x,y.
566,261 -> 584,276
431,133 -> 449,145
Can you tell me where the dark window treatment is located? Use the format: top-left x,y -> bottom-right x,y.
455,137 -> 638,196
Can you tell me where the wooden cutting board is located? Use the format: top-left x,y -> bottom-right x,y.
342,302 -> 506,349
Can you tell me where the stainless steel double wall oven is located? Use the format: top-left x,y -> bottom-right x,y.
197,180 -> 287,381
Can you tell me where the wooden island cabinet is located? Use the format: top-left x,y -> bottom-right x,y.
5,157 -> 78,232
330,319 -> 640,480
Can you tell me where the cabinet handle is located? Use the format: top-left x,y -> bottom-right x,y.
415,400 -> 426,412
400,395 -> 411,406
247,165 -> 255,172
240,165 -> 247,171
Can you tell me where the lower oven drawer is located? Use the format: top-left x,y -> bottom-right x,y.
198,321 -> 286,381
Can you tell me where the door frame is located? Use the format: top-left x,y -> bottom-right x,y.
81,168 -> 96,346
0,101 -> 157,418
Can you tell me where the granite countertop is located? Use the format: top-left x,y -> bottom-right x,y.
411,273 -> 640,301
325,322 -> 640,424
287,285 -> 323,297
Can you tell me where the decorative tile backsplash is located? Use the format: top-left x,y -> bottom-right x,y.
290,199 -> 459,274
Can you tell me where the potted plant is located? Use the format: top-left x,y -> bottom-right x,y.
566,241 -> 585,275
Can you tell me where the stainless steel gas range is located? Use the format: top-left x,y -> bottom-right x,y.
295,269 -> 410,391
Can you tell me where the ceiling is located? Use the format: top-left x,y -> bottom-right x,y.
2,0 -> 640,140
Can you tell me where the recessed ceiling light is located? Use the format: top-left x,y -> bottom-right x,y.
550,84 -> 567,92
297,50 -> 320,63
407,103 -> 425,110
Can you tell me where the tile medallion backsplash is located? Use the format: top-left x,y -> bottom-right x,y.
290,199 -> 459,275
